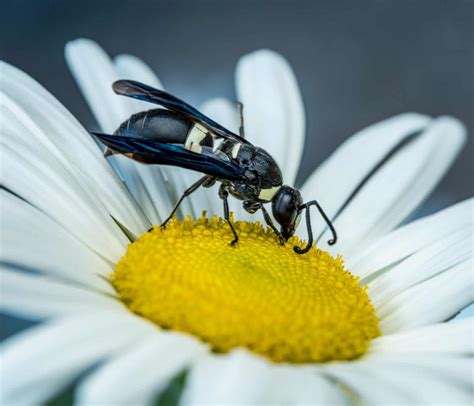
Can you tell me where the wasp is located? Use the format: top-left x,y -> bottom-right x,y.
93,80 -> 337,254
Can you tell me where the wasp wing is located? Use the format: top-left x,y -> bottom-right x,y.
112,80 -> 250,145
92,132 -> 247,181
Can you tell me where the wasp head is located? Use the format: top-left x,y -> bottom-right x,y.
271,185 -> 303,240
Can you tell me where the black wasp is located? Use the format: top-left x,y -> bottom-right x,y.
93,80 -> 337,254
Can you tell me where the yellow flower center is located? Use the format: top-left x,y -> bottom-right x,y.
111,215 -> 380,363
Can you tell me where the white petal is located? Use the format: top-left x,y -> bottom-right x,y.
0,191 -> 113,292
77,332 -> 206,405
301,113 -> 427,239
1,135 -> 128,262
323,356 -> 472,405
0,268 -> 122,320
114,53 -> 164,112
109,155 -> 163,224
66,39 -> 169,224
322,363 -> 409,404
302,115 -> 466,257
200,98 -> 240,134
328,117 -> 466,256
261,366 -> 346,405
378,259 -> 473,333
367,318 -> 473,356
65,39 -> 133,132
348,198 -> 473,278
368,224 -> 473,307
181,350 -> 345,405
1,312 -> 155,404
456,303 -> 474,319
236,49 -> 305,186
66,39 -> 197,222
180,351 -> 266,404
0,61 -> 149,237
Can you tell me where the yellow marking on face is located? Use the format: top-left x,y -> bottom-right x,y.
258,186 -> 281,201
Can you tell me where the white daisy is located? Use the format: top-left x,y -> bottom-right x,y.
1,38 -> 472,405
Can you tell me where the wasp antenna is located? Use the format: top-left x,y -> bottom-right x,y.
293,204 -> 313,255
293,200 -> 337,255
308,200 -> 337,245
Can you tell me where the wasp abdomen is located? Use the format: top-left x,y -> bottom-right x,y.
115,109 -> 192,143
115,109 -> 214,154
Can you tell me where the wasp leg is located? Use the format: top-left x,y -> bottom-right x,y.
161,175 -> 210,228
293,205 -> 313,254
202,176 -> 217,188
219,185 -> 239,246
260,205 -> 285,245
236,101 -> 245,138
243,200 -> 260,214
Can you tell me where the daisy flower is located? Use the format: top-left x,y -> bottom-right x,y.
1,38 -> 472,405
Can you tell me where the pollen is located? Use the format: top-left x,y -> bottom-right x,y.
111,214 -> 380,363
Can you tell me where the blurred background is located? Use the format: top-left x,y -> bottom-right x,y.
1,1 -> 473,337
